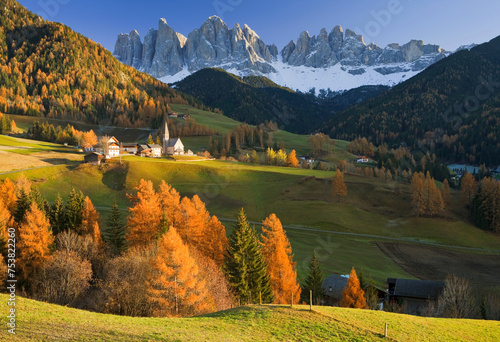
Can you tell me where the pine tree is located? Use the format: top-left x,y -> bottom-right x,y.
13,188 -> 31,224
261,213 -> 301,304
104,201 -> 127,255
331,169 -> 348,197
286,150 -> 299,168
340,268 -> 367,309
301,250 -> 325,305
49,194 -> 66,235
147,227 -> 209,317
225,209 -> 273,304
155,135 -> 162,146
18,203 -> 54,281
147,134 -> 154,145
472,178 -> 500,232
65,188 -> 85,231
126,179 -> 161,247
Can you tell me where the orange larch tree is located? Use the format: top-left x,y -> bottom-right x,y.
424,171 -> 444,216
0,199 -> 13,243
340,267 -> 367,309
332,169 -> 348,197
0,178 -> 18,212
440,179 -> 451,207
82,130 -> 98,150
78,196 -> 100,236
147,227 -> 209,317
261,213 -> 301,304
18,202 -> 54,280
158,181 -> 182,229
411,172 -> 426,216
460,172 -> 478,207
203,215 -> 228,266
126,179 -> 161,247
286,149 -> 299,168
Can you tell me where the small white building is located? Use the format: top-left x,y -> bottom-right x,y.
357,156 -> 369,163
107,137 -> 120,159
148,144 -> 162,158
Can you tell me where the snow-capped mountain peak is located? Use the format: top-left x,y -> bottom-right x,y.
114,18 -> 452,92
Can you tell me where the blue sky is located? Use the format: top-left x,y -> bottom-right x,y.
18,0 -> 500,53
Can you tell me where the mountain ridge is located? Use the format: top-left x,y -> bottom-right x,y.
114,16 -> 453,92
320,35 -> 500,166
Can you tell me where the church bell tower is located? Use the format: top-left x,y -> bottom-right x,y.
163,115 -> 169,155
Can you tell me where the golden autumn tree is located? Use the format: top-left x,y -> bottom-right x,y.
10,120 -> 18,133
411,172 -> 426,216
78,196 -> 100,236
203,215 -> 228,266
181,195 -> 208,246
0,178 -> 17,212
412,172 -> 444,217
332,169 -> 348,197
424,172 -> 444,217
286,149 -> 299,168
261,214 -> 301,304
460,172 -> 478,207
0,199 -> 13,243
126,179 -> 161,247
147,227 -> 209,317
158,181 -> 182,229
18,202 -> 54,280
340,268 -> 367,309
82,130 -> 98,150
440,179 -> 451,207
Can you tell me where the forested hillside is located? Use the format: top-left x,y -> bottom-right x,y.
173,68 -> 332,133
320,36 -> 500,166
0,0 -> 207,128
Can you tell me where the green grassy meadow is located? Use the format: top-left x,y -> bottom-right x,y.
3,146 -> 500,285
1,294 -> 498,342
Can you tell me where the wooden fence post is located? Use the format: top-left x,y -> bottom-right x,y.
310,290 -> 313,311
291,293 -> 293,308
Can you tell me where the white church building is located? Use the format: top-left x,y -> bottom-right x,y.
163,116 -> 185,155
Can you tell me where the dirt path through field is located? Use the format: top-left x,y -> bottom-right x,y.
377,242 -> 500,287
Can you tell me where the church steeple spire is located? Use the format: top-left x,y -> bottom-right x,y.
163,115 -> 169,155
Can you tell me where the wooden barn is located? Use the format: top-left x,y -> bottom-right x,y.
84,152 -> 104,165
386,278 -> 445,315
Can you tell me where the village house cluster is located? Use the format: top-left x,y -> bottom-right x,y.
84,116 -> 193,164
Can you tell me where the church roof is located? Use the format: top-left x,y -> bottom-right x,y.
167,138 -> 182,147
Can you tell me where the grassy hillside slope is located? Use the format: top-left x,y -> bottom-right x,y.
1,294 -> 498,341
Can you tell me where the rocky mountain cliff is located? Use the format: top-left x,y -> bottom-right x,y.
114,17 -> 451,92
114,16 -> 277,78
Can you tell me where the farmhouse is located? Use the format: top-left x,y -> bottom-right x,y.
84,152 -> 103,165
322,274 -> 348,306
121,143 -> 137,154
386,278 -> 445,315
357,156 -> 369,163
